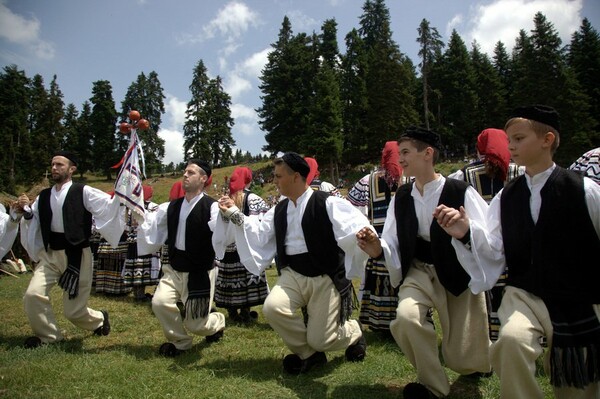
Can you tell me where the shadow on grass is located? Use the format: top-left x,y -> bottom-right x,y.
330,383 -> 401,399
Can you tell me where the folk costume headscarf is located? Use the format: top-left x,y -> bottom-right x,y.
229,167 -> 252,195
381,141 -> 402,187
304,157 -> 320,185
476,128 -> 510,181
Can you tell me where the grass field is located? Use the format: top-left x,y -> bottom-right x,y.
0,160 -> 555,398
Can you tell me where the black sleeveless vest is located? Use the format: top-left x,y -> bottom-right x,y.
38,183 -> 92,250
394,178 -> 471,296
274,190 -> 345,277
501,167 -> 600,303
166,194 -> 216,272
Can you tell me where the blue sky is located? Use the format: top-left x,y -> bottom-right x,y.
1,0 -> 598,165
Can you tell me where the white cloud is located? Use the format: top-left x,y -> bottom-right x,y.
223,48 -> 270,101
178,1 -> 261,46
242,48 -> 270,78
286,10 -> 319,32
231,103 -> 257,120
236,122 -> 259,137
446,14 -> 463,36
0,1 -> 55,59
158,128 -> 185,165
464,0 -> 583,55
224,73 -> 252,100
159,94 -> 187,165
164,94 -> 187,130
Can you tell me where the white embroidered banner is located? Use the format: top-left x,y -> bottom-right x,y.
114,129 -> 145,217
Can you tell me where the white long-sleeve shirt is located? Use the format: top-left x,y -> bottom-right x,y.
457,164 -> 600,295
213,188 -> 374,278
137,192 -> 220,256
379,175 -> 489,288
20,180 -> 125,262
0,212 -> 19,260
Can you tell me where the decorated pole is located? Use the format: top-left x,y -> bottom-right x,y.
113,110 -> 150,218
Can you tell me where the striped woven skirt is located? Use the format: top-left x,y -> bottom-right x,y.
215,251 -> 269,308
94,240 -> 131,295
359,258 -> 399,331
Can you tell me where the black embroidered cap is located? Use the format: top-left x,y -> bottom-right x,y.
53,150 -> 79,166
510,104 -> 560,132
282,152 -> 310,178
401,126 -> 442,150
187,159 -> 212,177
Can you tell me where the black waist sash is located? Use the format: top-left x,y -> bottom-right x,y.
50,232 -> 89,299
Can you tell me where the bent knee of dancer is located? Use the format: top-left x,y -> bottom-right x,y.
261,297 -> 288,322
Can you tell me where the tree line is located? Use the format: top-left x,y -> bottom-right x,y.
1,0 -> 599,192
259,0 -> 599,182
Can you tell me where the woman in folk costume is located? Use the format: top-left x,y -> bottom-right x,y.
569,146 -> 600,185
304,157 -> 344,198
94,191 -> 132,296
122,185 -> 161,302
448,128 -> 523,202
215,167 -> 270,323
347,141 -> 406,334
448,128 -> 523,342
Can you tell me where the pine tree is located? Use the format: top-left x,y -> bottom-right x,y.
340,29 -> 369,165
511,13 -> 595,163
75,101 -> 94,177
429,30 -> 478,155
492,41 -> 512,113
470,42 -> 506,131
358,0 -> 418,159
258,18 -> 314,154
184,60 -> 213,161
28,74 -> 58,181
0,65 -> 31,191
568,18 -> 600,140
120,71 -> 166,175
204,76 -> 235,166
417,18 -> 444,129
89,80 -> 118,180
61,103 -> 78,151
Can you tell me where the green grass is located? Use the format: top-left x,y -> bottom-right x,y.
0,268 -> 555,399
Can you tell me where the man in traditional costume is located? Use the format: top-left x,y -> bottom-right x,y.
137,159 -> 225,357
215,152 -> 373,374
434,105 -> 600,399
358,128 -> 492,399
18,151 -> 124,348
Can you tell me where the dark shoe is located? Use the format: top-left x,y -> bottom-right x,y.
403,382 -> 439,399
249,310 -> 258,319
345,334 -> 367,362
158,342 -> 183,357
93,310 -> 111,336
463,371 -> 493,379
227,307 -> 241,322
283,351 -> 327,375
239,308 -> 256,324
24,336 -> 42,349
205,329 -> 224,343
